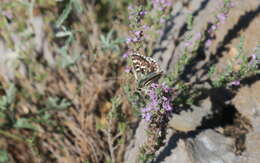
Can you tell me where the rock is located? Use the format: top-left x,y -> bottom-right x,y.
243,130 -> 260,163
232,81 -> 260,163
185,130 -> 237,163
169,97 -> 212,132
155,129 -> 237,163
158,139 -> 191,163
232,81 -> 260,123
124,120 -> 148,163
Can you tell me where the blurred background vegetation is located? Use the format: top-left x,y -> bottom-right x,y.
0,0 -> 138,162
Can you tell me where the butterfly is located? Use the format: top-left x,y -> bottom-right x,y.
130,52 -> 163,87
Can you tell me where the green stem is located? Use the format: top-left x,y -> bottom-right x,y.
0,129 -> 25,142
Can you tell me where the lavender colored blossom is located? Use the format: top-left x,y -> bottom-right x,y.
150,100 -> 159,110
163,0 -> 172,7
156,29 -> 163,36
141,83 -> 173,121
251,53 -> 257,60
150,83 -> 159,89
205,39 -> 212,47
2,11 -> 13,19
152,0 -> 159,8
148,90 -> 158,102
142,112 -> 152,121
184,41 -> 192,48
194,32 -> 202,41
228,80 -> 240,86
229,1 -> 236,8
162,96 -> 167,101
160,18 -> 166,24
248,53 -> 260,65
122,51 -> 129,58
249,53 -> 256,65
209,24 -> 217,32
152,0 -> 172,9
139,11 -> 147,17
161,83 -> 171,93
142,106 -> 152,113
134,30 -> 142,37
132,37 -> 139,42
128,15 -> 133,20
124,66 -> 131,73
217,13 -> 227,24
162,100 -> 172,111
128,5 -> 134,11
126,37 -> 132,44
142,25 -> 150,30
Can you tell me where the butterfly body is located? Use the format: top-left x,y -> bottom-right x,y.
130,53 -> 163,87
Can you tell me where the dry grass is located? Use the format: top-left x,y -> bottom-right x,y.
0,1 -> 134,162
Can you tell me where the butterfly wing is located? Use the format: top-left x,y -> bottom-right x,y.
131,53 -> 161,74
131,53 -> 163,87
138,72 -> 162,87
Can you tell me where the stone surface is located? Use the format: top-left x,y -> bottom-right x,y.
185,130 -> 237,163
169,97 -> 212,132
243,130 -> 260,163
232,81 -> 260,163
232,81 -> 260,123
158,139 -> 191,163
124,120 -> 148,163
154,129 -> 238,163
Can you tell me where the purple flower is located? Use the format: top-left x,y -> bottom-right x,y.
139,11 -> 147,17
163,100 -> 172,111
152,0 -> 159,8
147,89 -> 156,96
150,100 -> 159,109
128,5 -> 134,11
141,83 -> 174,121
126,37 -> 132,44
161,83 -> 171,93
132,37 -> 138,42
251,53 -> 257,60
162,0 -> 172,7
142,25 -> 150,30
210,24 -> 217,32
2,11 -> 13,19
205,39 -> 212,47
156,29 -> 163,36
134,30 -> 142,37
150,83 -> 159,89
124,66 -> 131,73
162,96 -> 167,101
153,0 -> 172,9
184,41 -> 192,48
194,32 -> 202,41
128,15 -> 133,20
142,112 -> 152,121
150,93 -> 158,103
249,53 -> 256,65
207,23 -> 218,34
141,106 -> 154,121
122,52 -> 129,58
217,13 -> 227,24
160,18 -> 166,24
228,80 -> 240,86
229,2 -> 235,8
248,53 -> 260,65
142,106 -> 152,113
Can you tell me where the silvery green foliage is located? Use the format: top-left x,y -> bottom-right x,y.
0,83 -> 16,111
